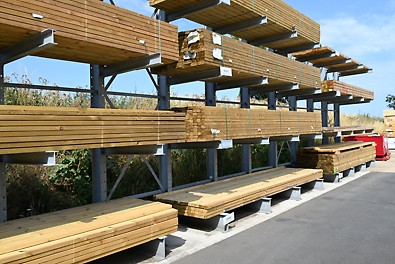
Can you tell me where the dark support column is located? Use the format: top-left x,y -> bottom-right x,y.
158,75 -> 172,191
241,88 -> 252,173
0,66 -> 5,221
205,82 -> 218,181
321,101 -> 329,145
268,92 -> 278,168
307,99 -> 315,147
289,96 -> 298,166
0,65 -> 4,105
90,64 -> 107,203
334,103 -> 341,143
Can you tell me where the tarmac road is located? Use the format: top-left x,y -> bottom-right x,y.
173,169 -> 395,264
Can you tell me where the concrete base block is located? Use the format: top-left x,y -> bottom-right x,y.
208,212 -> 235,233
247,198 -> 272,214
306,179 -> 324,191
282,187 -> 302,201
343,168 -> 355,177
355,163 -> 367,173
324,173 -> 343,183
366,160 -> 376,168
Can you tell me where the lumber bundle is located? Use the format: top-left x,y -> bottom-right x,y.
0,105 -> 186,155
149,0 -> 320,50
384,110 -> 395,137
321,80 -> 374,100
176,106 -> 322,142
322,126 -> 374,136
297,142 -> 376,174
0,198 -> 178,263
0,0 -> 179,65
155,167 -> 323,219
152,29 -> 320,89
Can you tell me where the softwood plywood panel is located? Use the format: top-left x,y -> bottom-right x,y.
0,0 -> 178,65
155,167 -> 323,219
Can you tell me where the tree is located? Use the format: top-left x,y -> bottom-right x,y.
386,94 -> 395,109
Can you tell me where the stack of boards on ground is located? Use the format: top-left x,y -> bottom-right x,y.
0,0 -> 179,64
152,28 -> 320,89
0,105 -> 186,155
321,80 -> 374,100
297,141 -> 376,174
155,167 -> 323,219
0,198 -> 178,263
149,0 -> 320,51
176,106 -> 322,142
384,110 -> 395,138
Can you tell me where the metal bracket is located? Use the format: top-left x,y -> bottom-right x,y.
0,29 -> 56,64
168,67 -> 232,85
251,83 -> 298,95
276,43 -> 320,55
249,31 -> 298,46
305,179 -> 324,191
216,76 -> 268,90
234,137 -> 270,145
0,152 -> 57,165
315,58 -> 352,68
103,145 -> 165,156
327,64 -> 362,73
166,0 -> 231,21
339,98 -> 369,106
246,197 -> 272,214
278,87 -> 319,98
215,16 -> 268,34
300,134 -> 323,140
100,53 -> 162,77
270,135 -> 300,142
324,173 -> 343,183
297,50 -> 340,63
282,187 -> 302,201
213,212 -> 235,232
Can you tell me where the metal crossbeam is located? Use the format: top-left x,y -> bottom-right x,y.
327,95 -> 353,103
250,83 -> 298,96
339,98 -> 370,105
170,141 -> 232,150
340,69 -> 371,77
166,0 -> 230,21
215,17 -> 268,34
100,53 -> 162,77
103,145 -> 165,155
234,138 -> 270,145
277,43 -> 320,55
168,67 -> 232,85
314,58 -> 352,68
327,64 -> 362,73
0,29 -> 56,64
107,155 -> 134,201
297,51 -> 340,63
250,31 -> 298,46
1,152 -> 56,165
277,87 -> 319,97
216,77 -> 268,90
298,91 -> 339,101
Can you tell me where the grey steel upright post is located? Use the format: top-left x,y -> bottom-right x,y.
307,99 -> 315,146
321,101 -> 329,144
268,92 -> 278,168
334,103 -> 341,143
289,96 -> 298,166
90,64 -> 107,203
205,82 -> 218,181
240,87 -> 252,173
0,65 -> 6,221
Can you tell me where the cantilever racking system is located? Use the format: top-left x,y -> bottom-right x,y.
0,0 -> 374,228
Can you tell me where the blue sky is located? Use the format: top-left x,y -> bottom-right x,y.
5,0 -> 394,117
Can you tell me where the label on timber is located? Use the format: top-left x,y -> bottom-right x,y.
187,31 -> 200,45
183,51 -> 197,60
212,32 -> 222,45
213,48 -> 223,60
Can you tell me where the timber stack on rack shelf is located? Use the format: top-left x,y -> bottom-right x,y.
297,141 -> 376,175
0,105 -> 187,155
152,28 -> 321,89
0,198 -> 178,263
154,167 -> 323,219
321,80 -> 374,101
384,110 -> 395,149
149,0 -> 320,51
177,106 -> 322,142
0,0 -> 179,64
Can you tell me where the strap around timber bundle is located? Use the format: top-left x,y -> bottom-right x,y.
252,0 -> 255,10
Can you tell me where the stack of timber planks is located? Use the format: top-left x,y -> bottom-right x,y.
0,0 -> 179,65
149,0 -> 320,50
321,80 -> 374,100
0,105 -> 186,155
155,167 -> 323,219
0,198 -> 178,263
384,110 -> 395,137
176,106 -> 322,142
152,28 -> 321,89
297,141 -> 376,174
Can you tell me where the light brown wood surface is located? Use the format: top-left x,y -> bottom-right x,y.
0,198 -> 178,263
321,80 -> 374,100
155,167 -> 323,219
384,110 -> 395,137
0,0 -> 179,65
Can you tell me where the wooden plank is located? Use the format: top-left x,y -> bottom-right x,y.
321,80 -> 374,100
0,0 -> 179,65
155,167 -> 323,219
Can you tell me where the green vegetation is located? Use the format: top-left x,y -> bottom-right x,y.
386,94 -> 395,110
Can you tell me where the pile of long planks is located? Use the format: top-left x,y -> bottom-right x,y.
155,167 -> 323,219
297,141 -> 376,174
0,0 -> 179,65
175,106 -> 322,142
321,80 -> 374,100
0,198 -> 178,263
0,105 -> 186,155
152,28 -> 321,89
149,0 -> 320,50
384,110 -> 395,137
